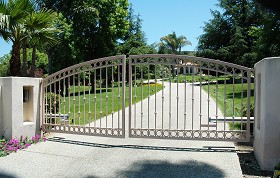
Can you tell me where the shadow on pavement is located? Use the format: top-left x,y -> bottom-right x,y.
47,136 -> 236,153
116,160 -> 225,178
0,173 -> 17,178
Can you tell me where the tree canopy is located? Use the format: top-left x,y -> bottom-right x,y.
197,0 -> 280,67
159,32 -> 192,54
0,0 -> 59,76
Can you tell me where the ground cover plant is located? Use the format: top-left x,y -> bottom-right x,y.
0,134 -> 46,157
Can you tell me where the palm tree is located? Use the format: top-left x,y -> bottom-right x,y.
177,35 -> 192,54
0,0 -> 32,76
24,9 -> 60,77
160,31 -> 192,54
1,0 -> 59,77
160,32 -> 192,78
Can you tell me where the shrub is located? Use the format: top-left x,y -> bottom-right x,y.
275,162 -> 280,170
229,104 -> 254,132
237,104 -> 254,117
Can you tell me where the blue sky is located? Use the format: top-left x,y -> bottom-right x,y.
129,0 -> 221,51
0,0 -> 220,57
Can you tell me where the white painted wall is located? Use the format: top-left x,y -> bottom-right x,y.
0,77 -> 42,140
254,57 -> 280,171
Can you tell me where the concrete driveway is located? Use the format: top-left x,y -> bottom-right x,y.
0,82 -> 243,178
0,133 -> 242,178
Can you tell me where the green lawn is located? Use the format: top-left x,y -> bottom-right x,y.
53,84 -> 163,125
203,82 -> 254,117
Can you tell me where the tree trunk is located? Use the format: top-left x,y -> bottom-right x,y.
47,48 -> 53,75
30,46 -> 36,77
22,43 -> 28,77
9,42 -> 21,76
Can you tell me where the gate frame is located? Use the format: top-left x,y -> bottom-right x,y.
127,54 -> 253,142
41,55 -> 127,138
41,54 -> 253,142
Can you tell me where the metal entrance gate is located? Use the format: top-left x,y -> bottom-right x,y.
42,54 -> 253,141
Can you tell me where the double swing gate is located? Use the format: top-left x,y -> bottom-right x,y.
42,54 -> 253,142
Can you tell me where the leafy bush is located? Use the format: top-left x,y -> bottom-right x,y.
229,104 -> 254,132
239,104 -> 254,117
275,162 -> 280,170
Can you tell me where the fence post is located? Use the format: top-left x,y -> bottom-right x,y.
0,77 -> 42,140
254,57 -> 280,171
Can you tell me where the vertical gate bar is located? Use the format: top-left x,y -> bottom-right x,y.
67,76 -> 70,126
94,70 -> 97,128
176,64 -> 179,130
141,64 -> 143,129
54,82 -> 57,125
88,71 -> 91,128
161,63 -> 164,130
41,82 -> 45,128
111,65 -> 114,129
99,68 -> 102,128
130,58 -> 135,135
223,71 -> 227,138
148,62 -> 150,130
169,60 -> 172,130
134,64 -> 137,129
78,73 -> 81,127
184,63 -> 186,130
199,66 -> 202,131
122,56 -> 127,137
50,85 -> 52,123
154,63 -> 157,130
215,69 -> 218,130
191,59 -> 194,133
57,80 -> 61,125
207,68 -> 210,130
73,74 -> 76,126
106,66 -> 108,129
44,86 -> 50,124
232,68 -> 235,127
241,70 -> 244,131
246,70 -> 252,140
83,71 -> 86,129
117,64 -> 120,131
63,78 -> 66,126
58,80 -> 61,126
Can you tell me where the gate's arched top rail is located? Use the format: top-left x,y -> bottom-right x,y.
43,54 -> 253,86
43,55 -> 125,86
129,54 -> 253,77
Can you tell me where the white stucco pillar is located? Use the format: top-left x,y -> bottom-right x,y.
0,77 -> 42,140
254,57 -> 280,171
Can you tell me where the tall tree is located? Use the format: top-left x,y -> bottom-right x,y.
159,32 -> 191,54
24,10 -> 59,76
0,0 -> 32,76
39,0 -> 129,69
196,0 -> 267,67
159,32 -> 191,78
117,4 -> 146,55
